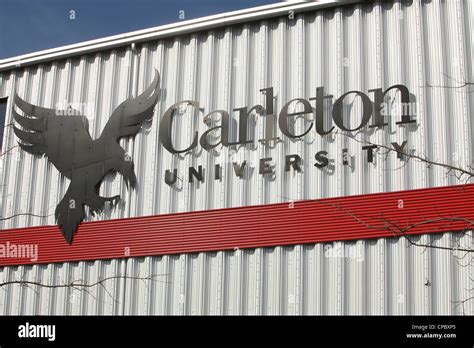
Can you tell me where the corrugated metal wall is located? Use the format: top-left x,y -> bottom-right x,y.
0,0 -> 473,230
0,0 -> 473,315
0,232 -> 472,315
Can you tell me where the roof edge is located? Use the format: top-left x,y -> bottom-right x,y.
0,0 -> 362,72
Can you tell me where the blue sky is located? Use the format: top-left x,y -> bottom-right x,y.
0,0 -> 280,59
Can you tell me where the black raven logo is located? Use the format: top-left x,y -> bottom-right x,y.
12,70 -> 160,244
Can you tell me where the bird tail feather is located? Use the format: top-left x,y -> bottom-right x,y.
55,187 -> 85,244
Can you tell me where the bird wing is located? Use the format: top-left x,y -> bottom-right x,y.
100,69 -> 160,142
13,94 -> 93,175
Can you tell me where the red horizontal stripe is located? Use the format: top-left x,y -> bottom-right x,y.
0,184 -> 473,266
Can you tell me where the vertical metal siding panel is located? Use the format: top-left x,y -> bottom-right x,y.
272,19 -> 285,207
252,23 -> 264,208
191,36 -> 202,215
313,12 -> 327,201
296,17 -> 304,206
135,257 -> 150,315
49,263 -> 63,315
27,67 -> 44,230
145,256 -> 157,315
458,231 -> 474,315
260,247 -> 271,314
365,239 -> 385,314
287,15 -> 301,207
308,244 -> 324,314
38,68 -> 54,229
31,265 -> 42,314
42,264 -> 53,315
0,266 -> 6,314
468,231 -> 474,315
383,2 -> 404,193
260,22 -> 270,206
144,257 -> 153,315
2,267 -> 12,314
230,26 -> 245,211
465,0 -> 474,176
431,233 -> 452,314
156,43 -> 173,216
154,255 -> 169,315
295,245 -> 303,315
119,51 -> 136,221
217,251 -> 225,315
325,242 -> 339,314
285,246 -> 294,315
208,32 -> 222,214
18,266 -> 31,315
194,253 -> 207,315
180,36 -> 195,216
445,0 -> 472,183
101,259 -> 122,315
4,72 -> 24,230
225,249 -> 237,314
116,49 -> 136,221
245,249 -> 258,315
344,241 -> 364,314
0,74 -> 10,228
349,6 -> 360,197
219,29 -> 231,211
369,3 -> 384,196
55,63 -> 72,226
423,0 -> 448,188
125,258 -> 139,315
167,40 -> 182,215
149,43 -> 165,219
409,235 -> 429,314
96,260 -> 111,315
199,33 -> 215,212
303,14 -> 316,202
16,69 -> 34,231
409,0 -> 428,190
176,254 -> 187,315
31,265 -> 43,314
9,266 -> 20,314
43,66 -> 59,228
342,5 -> 359,197
81,261 -> 95,315
388,237 -> 408,314
206,251 -> 219,315
331,8 -> 343,199
131,50 -> 149,219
